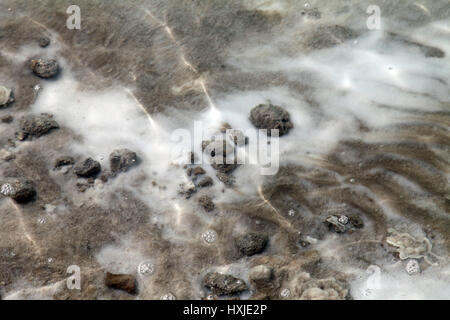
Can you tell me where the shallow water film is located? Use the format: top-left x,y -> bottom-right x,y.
0,0 -> 449,300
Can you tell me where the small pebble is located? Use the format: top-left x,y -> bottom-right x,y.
405,259 -> 420,275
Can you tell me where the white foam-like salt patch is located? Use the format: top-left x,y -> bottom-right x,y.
350,263 -> 450,300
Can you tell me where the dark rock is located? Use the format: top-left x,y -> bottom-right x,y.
304,25 -> 357,49
38,37 -> 50,48
198,194 -> 215,212
1,178 -> 36,203
19,113 -> 59,140
76,182 -> 90,193
31,58 -> 59,78
349,214 -> 364,229
249,103 -> 293,136
197,176 -> 213,188
0,86 -> 14,107
203,272 -> 248,296
105,272 -> 137,294
109,148 -> 138,173
74,158 -> 101,178
235,232 -> 268,256
212,163 -> 238,174
179,181 -> 196,199
249,265 -> 273,287
1,115 -> 13,123
228,129 -> 248,146
324,215 -> 348,233
422,46 -> 445,58
54,156 -> 75,169
99,171 -> 114,183
219,122 -> 232,133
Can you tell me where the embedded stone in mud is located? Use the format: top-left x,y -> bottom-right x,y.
105,272 -> 137,295
198,194 -> 215,212
38,37 -> 50,48
405,259 -> 420,275
304,25 -> 357,49
325,214 -> 363,233
109,148 -> 138,173
54,156 -> 75,169
235,232 -> 268,256
31,58 -> 59,78
228,129 -> 248,146
203,272 -> 248,296
179,180 -> 197,199
0,86 -> 14,107
19,113 -> 59,140
30,58 -> 59,78
216,172 -> 234,186
1,178 -> 36,203
249,265 -> 273,287
74,158 -> 101,178
192,167 -> 205,175
1,115 -> 13,123
249,104 -> 293,136
197,176 -> 213,188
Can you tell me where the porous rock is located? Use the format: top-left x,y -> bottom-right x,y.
31,58 -> 59,78
105,272 -> 137,294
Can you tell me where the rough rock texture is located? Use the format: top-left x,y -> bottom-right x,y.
216,172 -> 234,186
1,178 -> 36,203
105,272 -> 137,295
74,158 -> 101,178
38,37 -> 50,48
249,104 -> 293,136
109,148 -> 138,173
249,252 -> 350,300
203,272 -> 248,296
31,58 -> 59,78
236,232 -> 268,256
228,129 -> 247,146
54,156 -> 75,169
249,265 -> 273,287
19,113 -> 59,140
1,115 -> 13,123
197,176 -> 213,188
